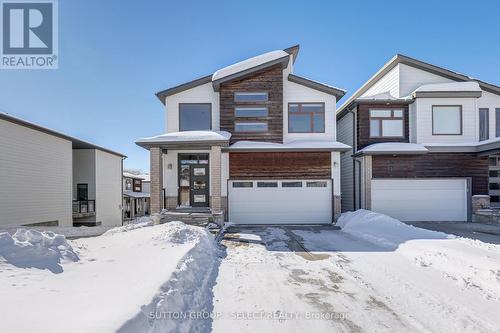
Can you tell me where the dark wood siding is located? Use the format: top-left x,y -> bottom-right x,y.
220,65 -> 283,144
372,154 -> 489,195
229,152 -> 331,179
357,104 -> 409,150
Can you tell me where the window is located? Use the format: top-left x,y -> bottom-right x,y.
232,182 -> 253,188
234,92 -> 268,102
257,182 -> 278,188
306,181 -> 327,188
479,108 -> 489,141
179,103 -> 211,131
133,179 -> 141,192
235,107 -> 268,117
432,106 -> 462,135
235,122 -> 268,132
288,103 -> 325,133
496,108 -> 500,137
369,109 -> 404,137
490,183 -> 500,190
77,184 -> 88,201
491,196 -> 500,203
125,179 -> 132,191
282,181 -> 303,187
490,170 -> 500,177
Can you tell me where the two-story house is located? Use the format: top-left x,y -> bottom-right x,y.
123,172 -> 150,220
337,54 -> 500,222
137,45 -> 350,224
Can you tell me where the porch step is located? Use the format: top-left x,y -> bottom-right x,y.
160,212 -> 214,227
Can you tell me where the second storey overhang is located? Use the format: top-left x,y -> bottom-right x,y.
224,140 -> 351,153
135,130 -> 231,150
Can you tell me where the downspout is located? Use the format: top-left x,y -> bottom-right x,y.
348,106 -> 359,210
121,157 -> 125,225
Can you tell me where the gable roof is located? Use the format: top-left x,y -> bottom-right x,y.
0,112 -> 127,158
337,54 -> 500,117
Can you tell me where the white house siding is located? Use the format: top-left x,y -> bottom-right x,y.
221,152 -> 229,197
0,119 -> 72,227
362,64 -> 400,98
73,149 -> 96,201
283,73 -> 337,142
337,111 -> 354,211
165,82 -> 220,132
414,97 -> 477,143
409,102 -> 418,143
477,91 -> 500,140
95,150 -> 123,226
398,64 -> 453,97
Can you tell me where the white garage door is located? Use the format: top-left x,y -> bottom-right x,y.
371,179 -> 468,222
229,179 -> 332,224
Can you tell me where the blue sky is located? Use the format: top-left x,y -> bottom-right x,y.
1,0 -> 499,172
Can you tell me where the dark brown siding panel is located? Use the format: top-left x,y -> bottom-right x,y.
229,152 -> 331,179
372,154 -> 489,195
219,65 -> 283,144
357,104 -> 410,150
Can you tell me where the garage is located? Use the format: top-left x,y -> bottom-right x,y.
228,179 -> 333,224
371,179 -> 468,222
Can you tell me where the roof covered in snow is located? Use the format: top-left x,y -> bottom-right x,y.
412,82 -> 482,98
123,172 -> 145,180
136,131 -> 231,149
356,91 -> 413,103
226,140 -> 351,152
357,143 -> 428,155
123,190 -> 150,198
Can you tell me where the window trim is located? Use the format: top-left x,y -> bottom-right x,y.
369,108 -> 405,138
288,102 -> 326,133
234,106 -> 268,118
234,92 -> 268,103
178,103 -> 212,131
234,121 -> 268,133
479,108 -> 490,141
432,105 -> 463,136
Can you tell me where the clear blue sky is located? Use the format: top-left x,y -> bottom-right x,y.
1,0 -> 499,172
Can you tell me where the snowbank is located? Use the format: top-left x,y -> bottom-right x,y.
0,229 -> 78,273
337,210 -> 450,248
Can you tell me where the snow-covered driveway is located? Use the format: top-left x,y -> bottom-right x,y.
212,215 -> 500,332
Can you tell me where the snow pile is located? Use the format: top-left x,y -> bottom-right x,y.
359,142 -> 428,154
118,222 -> 221,333
337,209 -> 450,248
0,229 -> 78,273
104,216 -> 154,236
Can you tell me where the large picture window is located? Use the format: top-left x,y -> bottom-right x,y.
288,103 -> 325,133
179,103 -> 211,131
432,105 -> 462,135
369,109 -> 404,137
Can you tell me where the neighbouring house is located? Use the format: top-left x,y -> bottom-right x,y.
0,113 -> 126,227
136,45 -> 349,224
337,54 -> 500,222
123,172 -> 150,219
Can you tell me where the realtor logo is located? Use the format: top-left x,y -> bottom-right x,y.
1,0 -> 58,69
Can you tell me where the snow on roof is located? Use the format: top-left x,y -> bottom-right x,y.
123,172 -> 145,180
227,140 -> 351,151
123,190 -> 150,198
357,91 -> 413,102
359,143 -> 428,155
137,174 -> 150,182
413,81 -> 481,93
212,50 -> 288,82
137,131 -> 231,144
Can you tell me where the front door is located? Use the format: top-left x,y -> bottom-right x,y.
190,165 -> 209,207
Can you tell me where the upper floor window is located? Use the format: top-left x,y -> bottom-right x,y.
235,122 -> 268,132
235,107 -> 268,118
133,179 -> 142,192
288,103 -> 325,133
234,92 -> 268,102
479,108 -> 489,141
496,108 -> 500,138
369,109 -> 404,137
179,103 -> 211,131
125,179 -> 132,191
432,105 -> 462,135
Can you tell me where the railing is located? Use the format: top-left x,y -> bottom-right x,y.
73,200 -> 96,214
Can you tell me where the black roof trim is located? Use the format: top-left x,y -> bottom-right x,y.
155,75 -> 212,105
288,74 -> 346,100
0,113 -> 127,158
283,44 -> 300,63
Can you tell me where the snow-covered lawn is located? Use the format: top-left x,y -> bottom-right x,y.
0,220 -> 219,333
1,210 -> 500,332
213,210 -> 500,332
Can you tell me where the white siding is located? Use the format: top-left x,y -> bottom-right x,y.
362,64 -> 400,98
73,149 -> 96,201
409,102 -> 417,142
331,152 -> 341,196
337,112 -> 354,211
142,181 -> 150,193
0,119 -> 72,227
165,82 -> 219,133
283,72 -> 337,142
95,150 -> 123,226
414,97 -> 477,143
477,91 -> 500,139
398,64 -> 453,97
221,152 -> 229,196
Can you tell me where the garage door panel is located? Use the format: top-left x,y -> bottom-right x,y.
371,179 -> 467,222
229,180 -> 332,224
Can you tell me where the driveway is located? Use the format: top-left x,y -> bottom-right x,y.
211,226 -> 499,333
